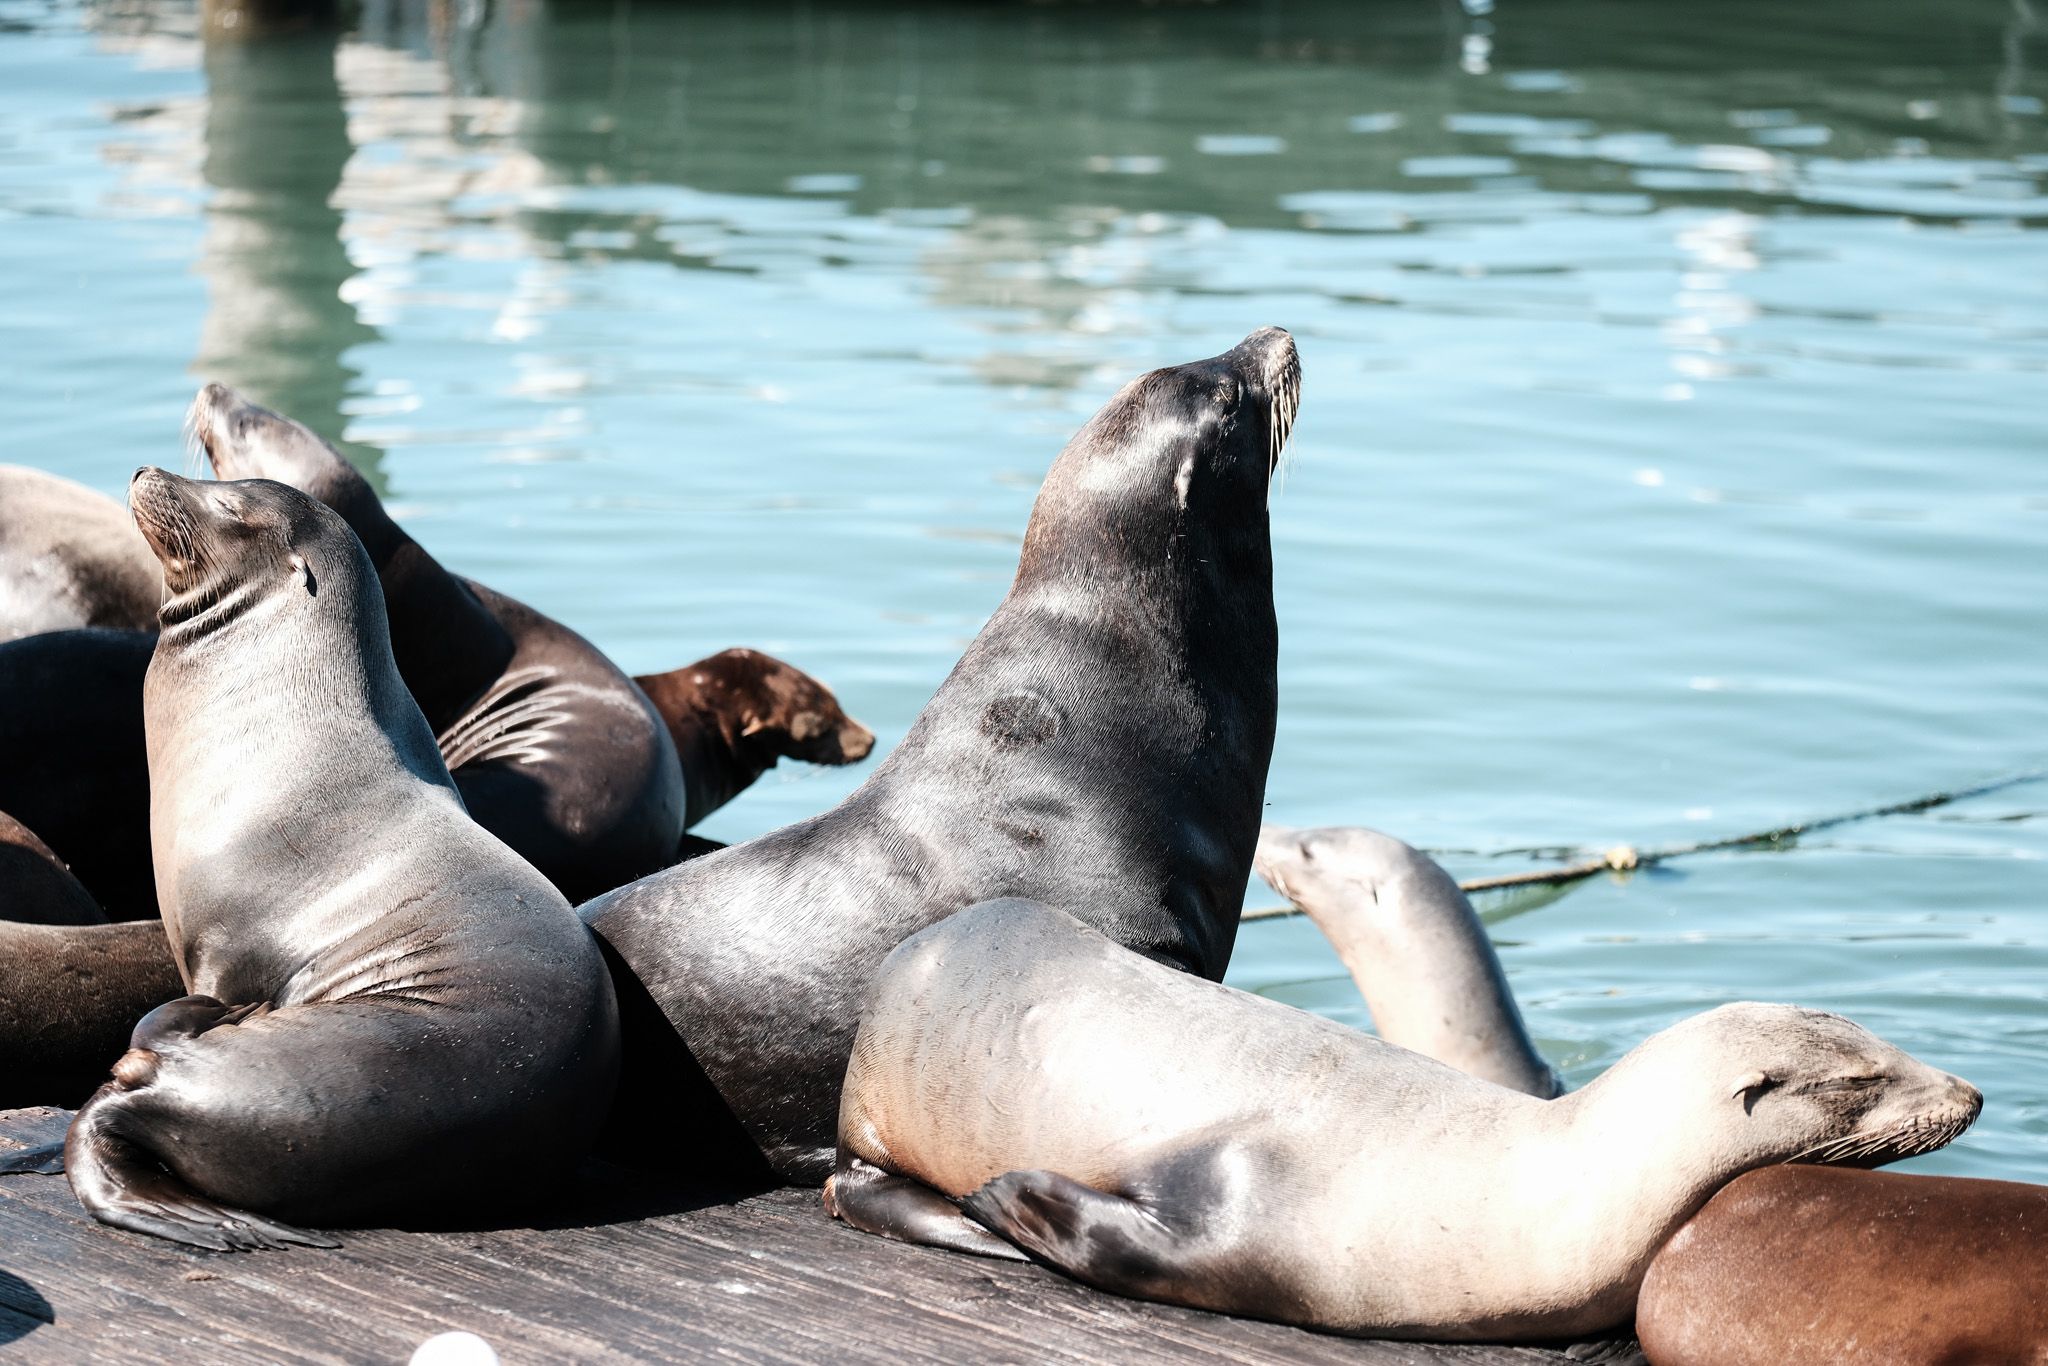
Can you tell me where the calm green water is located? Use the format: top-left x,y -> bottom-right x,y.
3,0 -> 2044,1178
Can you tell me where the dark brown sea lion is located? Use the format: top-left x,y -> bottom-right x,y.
0,630 -> 156,918
0,811 -> 180,1109
634,648 -> 876,831
829,898 -> 1983,1341
189,383 -> 685,904
0,466 -> 160,642
0,469 -> 618,1250
1635,1163 -> 2048,1366
0,811 -> 105,928
0,921 -> 181,1108
584,327 -> 1299,1183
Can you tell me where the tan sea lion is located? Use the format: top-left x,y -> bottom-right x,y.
829,898 -> 1981,1341
1635,1163 -> 2048,1366
1254,823 -> 1564,1098
0,466 -> 160,642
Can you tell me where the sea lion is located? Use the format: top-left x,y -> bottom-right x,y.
0,811 -> 105,927
0,920 -> 181,1107
1635,1163 -> 2048,1366
0,629 -> 156,918
189,383 -> 686,904
1254,824 -> 1563,1098
633,648 -> 876,831
828,898 -> 1982,1341
0,469 -> 617,1250
0,810 -> 181,1108
0,466 -> 160,641
584,327 -> 1299,1182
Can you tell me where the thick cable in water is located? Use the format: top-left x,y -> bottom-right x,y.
1241,768 -> 2046,924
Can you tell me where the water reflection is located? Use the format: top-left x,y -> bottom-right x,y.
195,17 -> 376,467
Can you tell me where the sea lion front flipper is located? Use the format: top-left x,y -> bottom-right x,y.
961,1169 -> 1184,1291
825,1157 -> 1026,1261
64,1098 -> 338,1252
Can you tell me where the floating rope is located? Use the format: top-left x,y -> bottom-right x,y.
1241,768 -> 2046,924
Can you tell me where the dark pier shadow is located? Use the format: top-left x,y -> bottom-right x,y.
0,1270 -> 53,1345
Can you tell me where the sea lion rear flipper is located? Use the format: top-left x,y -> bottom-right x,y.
960,1169 -> 1183,1291
65,1099 -> 338,1252
825,1157 -> 1026,1261
0,1144 -> 64,1175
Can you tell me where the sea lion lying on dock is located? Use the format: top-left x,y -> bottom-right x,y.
1635,1163 -> 2048,1366
0,471 -> 618,1250
829,898 -> 1980,1341
584,328 -> 1298,1182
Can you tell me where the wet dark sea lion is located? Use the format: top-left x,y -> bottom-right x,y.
1635,1163 -> 2048,1366
0,629 -> 156,918
0,466 -> 160,641
830,898 -> 1983,1341
0,810 -> 106,927
634,647 -> 876,832
0,469 -> 618,1249
585,328 -> 1299,1182
190,383 -> 685,904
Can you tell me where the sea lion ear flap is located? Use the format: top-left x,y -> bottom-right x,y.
1728,1070 -> 1772,1105
288,554 -> 317,597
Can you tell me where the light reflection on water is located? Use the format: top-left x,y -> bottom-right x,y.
2,0 -> 2044,1177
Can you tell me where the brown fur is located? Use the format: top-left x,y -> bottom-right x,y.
1637,1164 -> 2048,1366
634,648 -> 874,827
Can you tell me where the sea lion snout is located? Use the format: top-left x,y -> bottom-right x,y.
128,467 -> 202,574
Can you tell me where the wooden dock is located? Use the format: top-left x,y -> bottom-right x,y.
0,1108 -> 1601,1364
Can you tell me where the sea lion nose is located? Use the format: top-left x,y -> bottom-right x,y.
1952,1076 -> 1984,1118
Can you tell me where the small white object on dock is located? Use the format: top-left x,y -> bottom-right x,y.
409,1331 -> 501,1366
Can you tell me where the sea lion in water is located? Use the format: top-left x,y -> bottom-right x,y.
0,810 -> 106,927
188,383 -> 686,904
829,898 -> 1982,1340
634,648 -> 876,832
1254,824 -> 1563,1098
1635,1163 -> 2048,1366
0,466 -> 160,641
0,630 -> 156,918
0,469 -> 618,1249
584,328 -> 1299,1182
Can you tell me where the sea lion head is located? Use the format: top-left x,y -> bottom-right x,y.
644,647 -> 876,769
129,467 -> 362,630
1018,326 -> 1300,586
186,383 -> 390,559
1678,1002 -> 1982,1169
1253,823 -> 1412,908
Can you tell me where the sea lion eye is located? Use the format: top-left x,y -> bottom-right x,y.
1800,1074 -> 1885,1095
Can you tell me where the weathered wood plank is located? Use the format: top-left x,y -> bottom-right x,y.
0,1109 -> 1581,1364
